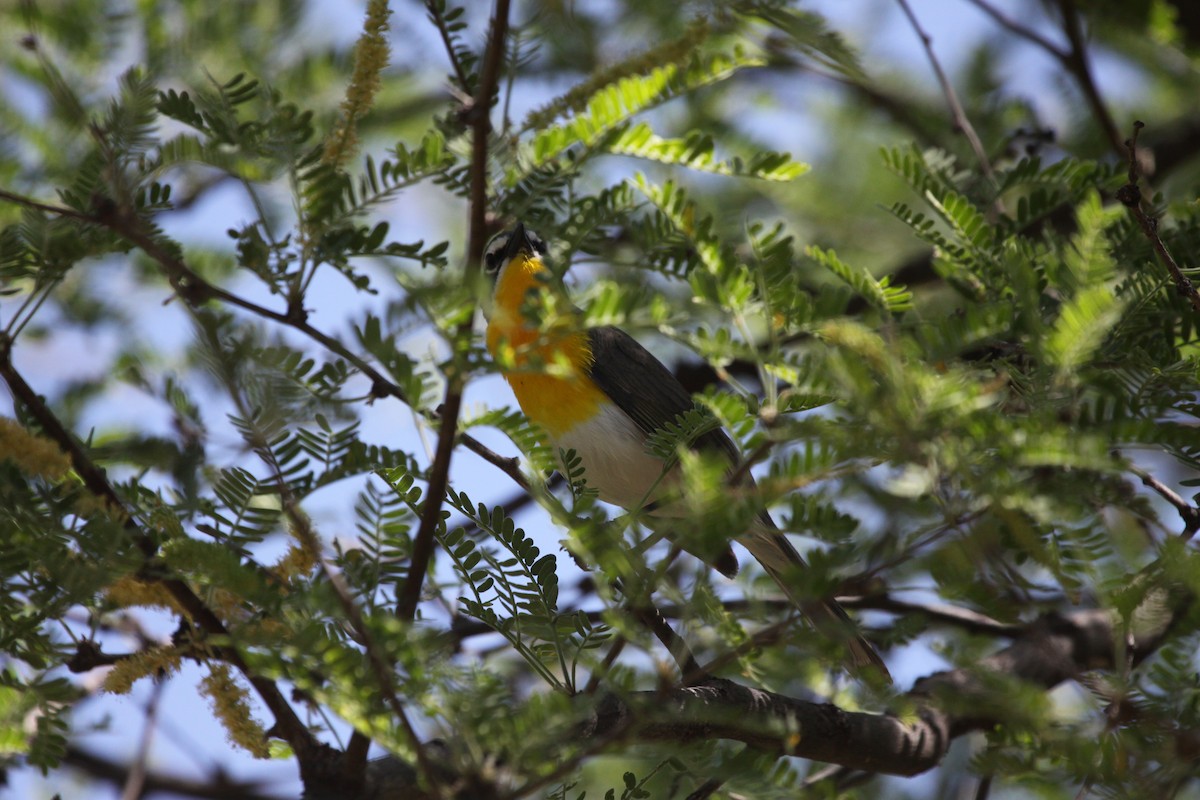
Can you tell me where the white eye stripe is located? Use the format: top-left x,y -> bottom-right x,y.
484,233 -> 510,274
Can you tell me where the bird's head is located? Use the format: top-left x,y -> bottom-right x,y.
484,222 -> 547,280
482,222 -> 548,320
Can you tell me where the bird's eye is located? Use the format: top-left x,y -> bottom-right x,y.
483,233 -> 510,275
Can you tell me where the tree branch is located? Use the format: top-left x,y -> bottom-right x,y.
120,679 -> 165,800
895,0 -> 996,184
63,746 -> 284,800
398,0 -> 512,621
1115,121 -> 1200,316
841,594 -> 1019,638
204,338 -> 440,798
1055,0 -> 1125,157
424,0 -> 473,94
449,592 -> 1018,653
630,602 -> 701,678
1128,463 -> 1200,538
963,0 -> 1068,58
584,607 -> 1176,775
966,0 -> 1124,159
349,605 -> 1183,795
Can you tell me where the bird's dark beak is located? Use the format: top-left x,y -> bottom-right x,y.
501,221 -> 534,263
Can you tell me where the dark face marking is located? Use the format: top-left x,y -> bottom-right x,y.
483,232 -> 510,276
484,223 -> 547,278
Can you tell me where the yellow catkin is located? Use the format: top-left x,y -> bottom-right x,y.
71,491 -> 129,525
214,586 -> 253,619
102,647 -> 182,694
242,617 -> 289,639
272,543 -> 317,584
105,576 -> 182,613
322,0 -> 391,167
147,504 -> 185,539
0,416 -> 71,480
200,664 -> 270,758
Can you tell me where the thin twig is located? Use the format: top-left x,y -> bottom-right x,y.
726,439 -> 771,488
895,0 -> 996,183
66,640 -> 138,672
498,713 -> 637,800
121,680 -> 165,800
782,56 -> 941,148
1127,463 -> 1200,538
425,0 -> 473,94
849,510 -> 985,587
687,615 -> 795,683
631,603 -> 701,677
0,188 -> 93,221
963,0 -> 1067,57
398,0 -> 512,621
582,636 -> 627,695
293,505 -> 440,796
1115,121 -> 1200,317
451,591 -> 1020,644
460,432 -> 532,492
64,746 -> 282,800
841,594 -> 1019,637
966,0 -> 1124,159
1055,0 -> 1124,157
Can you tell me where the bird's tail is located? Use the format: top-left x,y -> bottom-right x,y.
738,522 -> 890,681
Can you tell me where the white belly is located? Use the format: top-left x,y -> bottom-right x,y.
556,403 -> 672,511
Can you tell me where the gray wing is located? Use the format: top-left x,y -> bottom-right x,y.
585,326 -> 741,465
586,327 -> 890,678
585,325 -> 743,576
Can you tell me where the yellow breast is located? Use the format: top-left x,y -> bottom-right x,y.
486,254 -> 607,438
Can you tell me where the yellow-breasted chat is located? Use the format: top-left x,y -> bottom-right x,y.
483,222 -> 888,679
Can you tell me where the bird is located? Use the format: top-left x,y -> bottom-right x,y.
482,222 -> 888,679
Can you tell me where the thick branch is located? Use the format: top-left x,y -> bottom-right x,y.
63,746 -> 283,800
584,608 -> 1175,775
348,605 -> 1180,796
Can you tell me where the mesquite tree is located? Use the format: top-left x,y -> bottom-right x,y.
3,1 -> 1200,798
